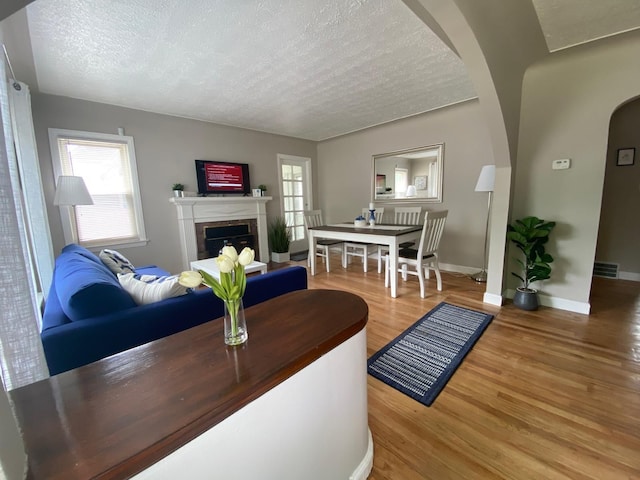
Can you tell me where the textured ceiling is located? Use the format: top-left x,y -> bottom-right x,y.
26,0 -> 475,141
23,0 -> 640,141
532,0 -> 640,51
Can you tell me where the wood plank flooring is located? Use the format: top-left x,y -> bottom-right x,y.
279,255 -> 640,479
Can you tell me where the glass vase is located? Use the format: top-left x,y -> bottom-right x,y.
223,298 -> 248,346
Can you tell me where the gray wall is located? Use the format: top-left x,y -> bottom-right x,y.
596,98 -> 640,278
317,100 -> 494,271
514,30 -> 640,307
32,94 -> 316,274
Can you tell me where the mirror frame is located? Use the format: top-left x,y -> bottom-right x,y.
372,143 -> 444,203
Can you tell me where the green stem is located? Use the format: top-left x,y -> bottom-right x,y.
226,299 -> 240,337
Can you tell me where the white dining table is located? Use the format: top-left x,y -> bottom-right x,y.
307,223 -> 423,298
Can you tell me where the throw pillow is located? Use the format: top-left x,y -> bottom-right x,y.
118,273 -> 190,305
100,249 -> 136,275
54,252 -> 137,321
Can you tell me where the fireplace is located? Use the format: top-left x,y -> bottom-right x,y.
195,219 -> 258,259
170,196 -> 270,269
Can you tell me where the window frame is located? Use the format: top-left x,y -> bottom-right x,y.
48,128 -> 148,249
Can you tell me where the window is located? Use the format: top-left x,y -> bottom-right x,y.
49,129 -> 147,248
395,167 -> 408,195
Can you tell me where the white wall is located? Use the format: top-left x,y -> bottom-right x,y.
515,30 -> 640,307
31,94 -> 317,274
317,100 -> 494,271
132,330 -> 372,480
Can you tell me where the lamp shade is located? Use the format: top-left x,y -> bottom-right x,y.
405,185 -> 417,197
53,176 -> 94,206
474,165 -> 495,192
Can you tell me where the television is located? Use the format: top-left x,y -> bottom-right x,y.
195,160 -> 251,196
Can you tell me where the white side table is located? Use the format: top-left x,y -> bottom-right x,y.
190,258 -> 268,280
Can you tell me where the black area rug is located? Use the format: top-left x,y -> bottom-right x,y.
290,250 -> 308,261
367,302 -> 494,406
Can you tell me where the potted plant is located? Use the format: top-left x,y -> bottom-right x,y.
268,216 -> 291,263
172,183 -> 185,198
506,216 -> 556,311
258,184 -> 267,196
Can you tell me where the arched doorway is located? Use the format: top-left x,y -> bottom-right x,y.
591,97 -> 640,312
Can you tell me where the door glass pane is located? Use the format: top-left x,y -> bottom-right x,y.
285,212 -> 295,226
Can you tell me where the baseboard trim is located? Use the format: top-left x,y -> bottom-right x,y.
483,292 -> 503,306
350,428 -> 374,480
439,262 -> 478,275
619,271 -> 640,282
442,265 -> 592,313
505,289 -> 590,314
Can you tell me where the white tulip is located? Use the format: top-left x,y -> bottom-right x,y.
216,254 -> 236,273
238,247 -> 255,266
221,245 -> 238,263
178,270 -> 203,288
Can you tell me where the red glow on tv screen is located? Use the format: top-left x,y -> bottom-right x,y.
195,160 -> 251,195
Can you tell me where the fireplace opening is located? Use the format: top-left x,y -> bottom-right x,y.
204,225 -> 255,257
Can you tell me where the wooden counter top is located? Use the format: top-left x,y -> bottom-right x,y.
11,289 -> 368,480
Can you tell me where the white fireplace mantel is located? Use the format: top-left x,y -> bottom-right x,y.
170,196 -> 272,268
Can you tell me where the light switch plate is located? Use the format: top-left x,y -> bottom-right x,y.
552,158 -> 571,170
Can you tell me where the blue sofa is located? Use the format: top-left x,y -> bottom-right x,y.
42,244 -> 308,375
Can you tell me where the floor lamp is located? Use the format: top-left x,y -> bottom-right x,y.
53,176 -> 94,242
471,165 -> 495,283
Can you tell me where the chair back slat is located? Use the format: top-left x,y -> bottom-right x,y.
417,210 -> 448,257
303,210 -> 324,229
394,206 -> 422,225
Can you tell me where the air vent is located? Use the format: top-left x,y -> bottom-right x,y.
593,261 -> 619,279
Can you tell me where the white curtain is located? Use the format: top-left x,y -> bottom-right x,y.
9,80 -> 55,302
0,58 -> 49,390
0,384 -> 26,479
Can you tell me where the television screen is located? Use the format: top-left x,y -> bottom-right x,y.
195,160 -> 251,195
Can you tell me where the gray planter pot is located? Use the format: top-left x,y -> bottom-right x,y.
173,190 -> 184,197
271,251 -> 290,263
513,287 -> 539,311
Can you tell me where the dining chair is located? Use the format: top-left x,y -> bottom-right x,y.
342,207 -> 385,272
384,210 -> 448,298
394,206 -> 422,225
375,206 -> 422,273
303,210 -> 344,273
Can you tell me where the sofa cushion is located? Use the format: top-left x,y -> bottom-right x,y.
54,252 -> 137,321
135,265 -> 171,277
118,273 -> 190,305
99,249 -> 136,275
61,243 -> 103,265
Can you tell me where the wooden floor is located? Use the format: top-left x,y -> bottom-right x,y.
278,254 -> 640,480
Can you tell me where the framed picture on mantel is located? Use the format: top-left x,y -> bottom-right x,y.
616,147 -> 635,166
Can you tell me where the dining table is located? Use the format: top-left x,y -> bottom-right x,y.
307,222 -> 423,298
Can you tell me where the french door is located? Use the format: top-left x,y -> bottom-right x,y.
277,154 -> 312,253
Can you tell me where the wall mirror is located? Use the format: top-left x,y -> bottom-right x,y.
372,144 -> 443,203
